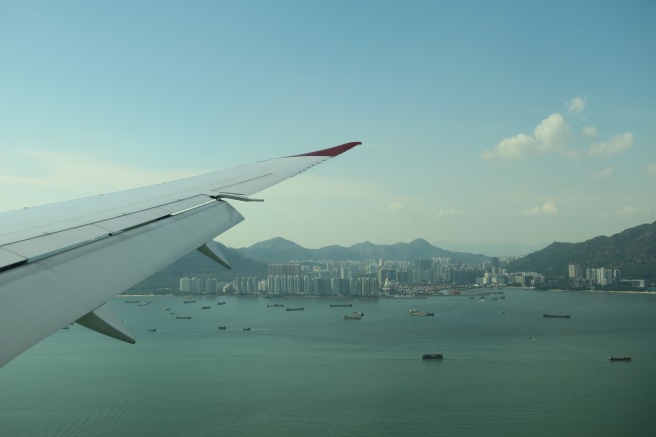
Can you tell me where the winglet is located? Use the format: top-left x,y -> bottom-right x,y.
289,142 -> 361,158
75,303 -> 136,344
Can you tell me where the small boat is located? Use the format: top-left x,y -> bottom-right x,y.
608,356 -> 631,362
353,311 -> 364,317
267,304 -> 285,307
286,307 -> 304,311
162,307 -> 170,310
543,314 -> 571,318
184,300 -> 197,304
148,328 -> 157,332
243,327 -> 251,331
343,314 -> 361,320
176,316 -> 191,319
124,300 -> 140,303
202,306 -> 211,309
218,326 -> 226,330
330,303 -> 352,307
217,301 -> 226,305
422,353 -> 443,360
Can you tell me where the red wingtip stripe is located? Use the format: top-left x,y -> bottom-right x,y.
290,142 -> 361,158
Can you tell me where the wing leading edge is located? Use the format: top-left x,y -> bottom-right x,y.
0,142 -> 360,367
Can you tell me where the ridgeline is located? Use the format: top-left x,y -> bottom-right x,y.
128,221 -> 656,292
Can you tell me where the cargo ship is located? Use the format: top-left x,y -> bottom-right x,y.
410,309 -> 434,316
422,353 -> 443,360
543,314 -> 571,318
286,307 -> 304,311
608,356 -> 631,361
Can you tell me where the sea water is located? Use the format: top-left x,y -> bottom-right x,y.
1,289 -> 655,436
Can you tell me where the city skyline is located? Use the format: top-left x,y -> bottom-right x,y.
2,1 -> 655,249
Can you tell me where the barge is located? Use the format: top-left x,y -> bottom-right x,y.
422,353 -> 443,360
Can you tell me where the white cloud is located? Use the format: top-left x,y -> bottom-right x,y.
484,98 -> 634,161
647,163 -> 656,177
482,113 -> 570,160
619,206 -> 637,215
387,202 -> 404,211
587,132 -> 633,156
591,166 -> 613,180
588,132 -> 633,156
524,201 -> 558,215
582,126 -> 597,137
566,96 -> 586,115
436,209 -> 462,219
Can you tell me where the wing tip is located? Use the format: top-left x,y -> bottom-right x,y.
290,142 -> 361,158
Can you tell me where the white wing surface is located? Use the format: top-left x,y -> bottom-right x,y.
0,142 -> 360,367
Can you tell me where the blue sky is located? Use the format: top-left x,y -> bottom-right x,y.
1,0 -> 655,252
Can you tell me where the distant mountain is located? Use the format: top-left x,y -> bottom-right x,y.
127,243 -> 266,293
126,221 -> 656,293
238,237 -> 313,262
506,221 -> 656,281
434,241 -> 548,257
127,238 -> 490,292
236,237 -> 488,264
127,238 -> 493,293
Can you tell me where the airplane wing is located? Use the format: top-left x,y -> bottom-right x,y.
0,141 -> 361,367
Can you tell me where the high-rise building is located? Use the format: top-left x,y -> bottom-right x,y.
568,263 -> 582,279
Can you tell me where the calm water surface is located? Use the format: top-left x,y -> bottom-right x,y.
1,289 -> 655,436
